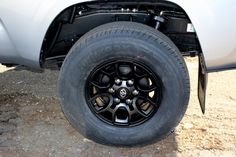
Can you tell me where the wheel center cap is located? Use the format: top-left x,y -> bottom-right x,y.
118,88 -> 129,99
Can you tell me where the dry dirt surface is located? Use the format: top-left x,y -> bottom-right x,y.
0,58 -> 236,157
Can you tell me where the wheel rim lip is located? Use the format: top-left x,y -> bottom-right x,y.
85,58 -> 163,127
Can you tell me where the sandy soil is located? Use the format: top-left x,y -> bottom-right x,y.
0,58 -> 236,157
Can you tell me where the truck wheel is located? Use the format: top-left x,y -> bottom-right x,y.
58,22 -> 190,146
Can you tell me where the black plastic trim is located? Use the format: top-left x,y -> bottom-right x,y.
198,53 -> 208,114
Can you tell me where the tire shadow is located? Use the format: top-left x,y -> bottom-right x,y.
80,133 -> 178,157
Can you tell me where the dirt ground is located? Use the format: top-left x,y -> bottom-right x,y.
0,58 -> 235,157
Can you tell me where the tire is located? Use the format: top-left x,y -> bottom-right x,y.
58,22 -> 190,146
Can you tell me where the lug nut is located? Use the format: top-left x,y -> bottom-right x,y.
126,99 -> 133,104
108,88 -> 115,94
132,90 -> 139,96
115,79 -> 121,85
127,80 -> 134,86
114,98 -> 121,103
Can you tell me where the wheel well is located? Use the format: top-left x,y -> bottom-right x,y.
41,1 -> 201,68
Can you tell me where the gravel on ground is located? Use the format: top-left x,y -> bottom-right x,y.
0,57 -> 236,157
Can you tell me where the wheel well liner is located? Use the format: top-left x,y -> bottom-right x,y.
40,0 -> 202,67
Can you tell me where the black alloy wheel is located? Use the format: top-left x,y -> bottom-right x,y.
86,60 -> 162,127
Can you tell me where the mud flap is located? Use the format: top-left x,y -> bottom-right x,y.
198,53 -> 208,114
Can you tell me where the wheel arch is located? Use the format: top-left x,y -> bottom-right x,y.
39,0 -> 205,68
36,0 -> 94,67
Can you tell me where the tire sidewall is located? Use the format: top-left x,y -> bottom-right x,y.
59,36 -> 188,146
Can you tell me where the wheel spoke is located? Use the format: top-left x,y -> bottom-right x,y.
89,94 -> 111,112
139,85 -> 157,93
132,98 -> 149,118
147,97 -> 159,108
101,70 -> 115,77
90,81 -> 110,90
114,63 -> 121,78
97,98 -> 113,114
134,73 -> 149,79
134,105 -> 149,118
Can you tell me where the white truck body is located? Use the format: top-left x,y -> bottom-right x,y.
0,0 -> 236,71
